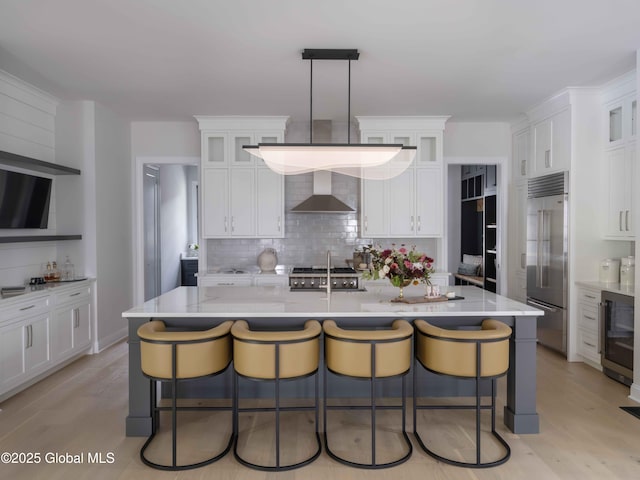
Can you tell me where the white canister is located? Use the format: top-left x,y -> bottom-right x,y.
620,256 -> 635,287
599,258 -> 620,284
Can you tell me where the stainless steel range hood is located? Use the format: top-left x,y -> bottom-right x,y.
290,120 -> 355,213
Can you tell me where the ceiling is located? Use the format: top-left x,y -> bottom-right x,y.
1,0 -> 639,123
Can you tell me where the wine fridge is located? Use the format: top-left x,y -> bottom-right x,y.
601,291 -> 634,386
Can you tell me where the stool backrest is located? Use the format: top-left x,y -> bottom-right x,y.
323,319 -> 413,378
415,319 -> 511,378
137,320 -> 233,380
232,320 -> 321,380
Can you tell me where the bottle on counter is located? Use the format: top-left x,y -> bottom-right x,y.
51,261 -> 61,282
43,261 -> 53,282
63,256 -> 75,281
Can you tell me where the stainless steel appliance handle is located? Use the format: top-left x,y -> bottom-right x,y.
527,298 -> 557,313
599,301 -> 605,355
536,210 -> 543,288
620,211 -> 623,232
626,210 -> 630,231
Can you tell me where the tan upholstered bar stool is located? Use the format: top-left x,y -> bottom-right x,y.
231,320 -> 322,471
137,320 -> 234,471
322,319 -> 413,469
413,318 -> 512,468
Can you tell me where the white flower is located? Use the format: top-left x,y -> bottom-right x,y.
384,257 -> 392,265
382,265 -> 390,274
379,268 -> 386,278
413,262 -> 424,270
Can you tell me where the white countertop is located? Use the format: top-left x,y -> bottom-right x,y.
0,278 -> 94,304
122,285 -> 543,319
575,280 -> 635,297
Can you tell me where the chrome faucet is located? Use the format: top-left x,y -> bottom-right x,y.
326,250 -> 332,295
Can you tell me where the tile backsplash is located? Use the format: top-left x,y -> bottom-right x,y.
206,172 -> 438,270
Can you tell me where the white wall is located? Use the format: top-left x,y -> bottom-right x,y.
131,121 -> 200,157
444,122 -> 511,158
159,165 -> 189,293
92,102 -> 132,351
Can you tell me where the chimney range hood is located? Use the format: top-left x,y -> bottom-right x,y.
291,120 -> 355,213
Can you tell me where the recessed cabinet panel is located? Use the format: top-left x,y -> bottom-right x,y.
388,168 -> 415,236
73,303 -> 91,350
231,134 -> 254,166
416,167 -> 443,236
229,169 -> 255,236
418,136 -> 436,163
609,106 -> 623,143
206,135 -> 226,166
51,309 -> 74,360
26,315 -> 49,372
256,168 -> 283,237
0,322 -> 26,388
203,169 -> 229,237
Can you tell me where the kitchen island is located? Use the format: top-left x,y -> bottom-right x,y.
123,285 -> 543,436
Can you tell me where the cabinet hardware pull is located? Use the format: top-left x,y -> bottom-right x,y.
521,253 -> 526,269
584,341 -> 596,348
584,294 -> 596,299
521,159 -> 526,176
544,150 -> 551,168
277,216 -> 281,232
619,211 -> 623,231
20,304 -> 35,311
70,292 -> 81,297
417,216 -> 421,231
410,215 -> 414,230
231,216 -> 234,233
584,315 -> 596,321
364,216 -> 368,232
74,308 -> 80,328
626,210 -> 630,231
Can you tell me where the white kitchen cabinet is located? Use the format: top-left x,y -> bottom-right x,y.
531,108 -> 570,177
196,117 -> 287,240
576,286 -> 601,367
0,313 -> 50,394
357,117 -> 448,238
202,169 -> 229,237
604,146 -> 635,239
512,128 -> 529,180
51,285 -> 91,361
256,168 -> 283,237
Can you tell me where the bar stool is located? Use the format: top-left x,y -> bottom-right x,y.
137,320 -> 234,471
231,319 -> 322,471
413,318 -> 512,468
322,319 -> 413,469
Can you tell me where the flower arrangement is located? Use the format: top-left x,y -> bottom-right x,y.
362,244 -> 435,287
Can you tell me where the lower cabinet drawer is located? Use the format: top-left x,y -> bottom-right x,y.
578,303 -> 599,330
577,328 -> 600,363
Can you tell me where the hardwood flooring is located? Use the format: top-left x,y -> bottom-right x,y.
1,340 -> 639,479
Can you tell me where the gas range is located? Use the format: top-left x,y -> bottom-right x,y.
289,267 -> 360,290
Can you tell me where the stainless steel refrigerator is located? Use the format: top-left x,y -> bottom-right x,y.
526,172 -> 568,355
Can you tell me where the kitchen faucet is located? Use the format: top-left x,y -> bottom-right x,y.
326,250 -> 332,295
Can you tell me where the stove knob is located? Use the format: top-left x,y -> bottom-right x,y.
350,281 -> 355,287
333,281 -> 337,286
301,281 -> 305,286
293,281 -> 298,287
310,280 -> 315,286
342,281 -> 347,287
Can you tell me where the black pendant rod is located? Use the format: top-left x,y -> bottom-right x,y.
348,59 -> 351,145
310,58 -> 313,144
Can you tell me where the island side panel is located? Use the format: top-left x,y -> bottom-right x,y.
126,316 -> 153,436
504,314 -> 540,434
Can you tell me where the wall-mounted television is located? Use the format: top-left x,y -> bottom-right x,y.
0,168 -> 52,229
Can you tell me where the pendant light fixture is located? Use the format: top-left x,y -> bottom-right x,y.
243,49 -> 416,180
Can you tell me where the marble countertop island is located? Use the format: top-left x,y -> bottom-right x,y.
123,285 -> 542,438
123,285 -> 542,318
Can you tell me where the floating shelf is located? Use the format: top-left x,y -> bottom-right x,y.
0,150 -> 80,175
0,235 -> 82,244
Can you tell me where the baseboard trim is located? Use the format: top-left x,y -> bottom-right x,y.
96,328 -> 128,353
629,383 -> 640,403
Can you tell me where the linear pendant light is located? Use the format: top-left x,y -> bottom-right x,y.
243,49 -> 416,180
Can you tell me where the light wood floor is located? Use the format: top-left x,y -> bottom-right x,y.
1,340 -> 639,479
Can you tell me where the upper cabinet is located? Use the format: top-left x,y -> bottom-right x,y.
530,107 -> 571,177
195,116 -> 288,239
512,126 -> 529,181
602,73 -> 636,240
356,116 -> 449,238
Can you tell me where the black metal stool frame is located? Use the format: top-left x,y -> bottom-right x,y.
233,334 -> 322,472
413,328 -> 511,468
140,333 -> 234,471
323,331 -> 413,469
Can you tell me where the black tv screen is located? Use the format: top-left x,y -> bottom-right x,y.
0,168 -> 52,229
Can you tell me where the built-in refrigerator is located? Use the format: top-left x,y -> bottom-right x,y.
526,172 -> 568,355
